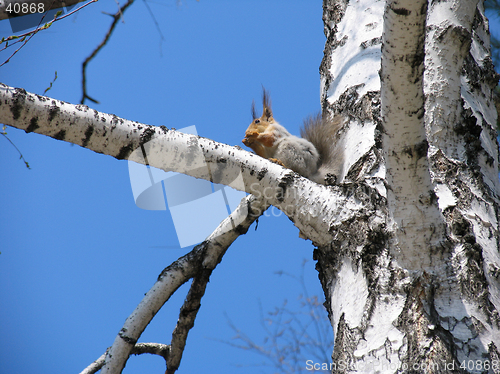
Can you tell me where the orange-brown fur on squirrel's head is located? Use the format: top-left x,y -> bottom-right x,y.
242,89 -> 278,157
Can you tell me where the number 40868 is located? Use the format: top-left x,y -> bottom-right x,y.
6,2 -> 45,14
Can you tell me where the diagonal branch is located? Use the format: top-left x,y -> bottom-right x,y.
0,83 -> 360,247
98,194 -> 270,373
80,0 -> 135,104
166,268 -> 211,374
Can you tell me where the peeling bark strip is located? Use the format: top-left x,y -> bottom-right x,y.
320,0 -> 500,372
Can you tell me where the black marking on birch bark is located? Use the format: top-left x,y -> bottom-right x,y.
329,84 -> 375,121
35,94 -> 48,103
330,314 -> 357,367
82,126 -> 94,147
456,106 -> 487,181
53,130 -> 66,140
117,144 -> 134,160
11,88 -> 26,120
346,147 -> 382,181
48,104 -> 60,122
436,24 -> 470,46
445,209 -> 499,325
396,278 -> 460,368
26,117 -> 39,133
118,329 -> 138,345
480,56 -> 500,89
247,198 -> 264,222
140,144 -> 150,166
256,168 -> 267,181
428,189 -> 438,206
488,343 -> 500,364
420,1 -> 427,16
391,7 -> 410,16
414,139 -> 428,159
234,220 -> 250,236
361,227 -> 389,285
462,239 -> 497,324
360,36 -> 382,49
324,173 -> 337,185
276,172 -> 294,203
402,139 -> 428,160
140,126 -> 156,145
111,114 -> 123,126
75,104 -> 89,112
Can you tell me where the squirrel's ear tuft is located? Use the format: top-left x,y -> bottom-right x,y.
262,87 -> 273,120
251,100 -> 258,120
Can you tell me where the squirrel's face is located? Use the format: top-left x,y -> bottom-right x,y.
243,117 -> 275,145
242,89 -> 277,158
242,117 -> 277,158
244,117 -> 271,140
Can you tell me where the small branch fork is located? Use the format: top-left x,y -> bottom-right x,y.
80,343 -> 170,374
80,195 -> 270,374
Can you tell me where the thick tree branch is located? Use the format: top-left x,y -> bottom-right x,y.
0,83 -> 364,247
99,194 -> 270,373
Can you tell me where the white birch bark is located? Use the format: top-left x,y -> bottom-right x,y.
320,0 -> 500,372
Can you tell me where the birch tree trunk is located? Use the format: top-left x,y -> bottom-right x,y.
1,0 -> 500,373
318,0 -> 500,372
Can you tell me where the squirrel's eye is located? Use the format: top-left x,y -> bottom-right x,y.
254,119 -> 260,124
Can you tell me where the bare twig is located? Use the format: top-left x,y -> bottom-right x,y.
43,70 -> 58,94
80,0 -> 135,104
131,342 -> 170,360
0,9 -> 59,67
220,260 -> 334,373
0,0 -> 89,20
80,343 -> 170,374
1,125 -> 30,169
142,0 -> 165,54
0,0 -> 98,66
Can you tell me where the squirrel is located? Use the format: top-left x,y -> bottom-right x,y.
242,89 -> 344,185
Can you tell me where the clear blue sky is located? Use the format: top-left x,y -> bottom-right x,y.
0,1 -> 333,373
1,2 -> 499,374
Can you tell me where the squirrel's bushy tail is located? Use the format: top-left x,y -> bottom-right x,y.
301,114 -> 344,184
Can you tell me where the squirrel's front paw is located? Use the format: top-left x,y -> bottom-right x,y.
269,158 -> 286,167
242,137 -> 254,147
